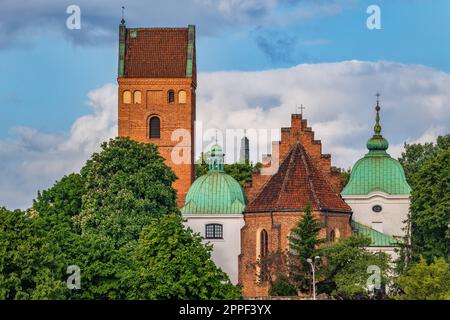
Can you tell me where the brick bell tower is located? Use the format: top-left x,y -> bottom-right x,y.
117,18 -> 196,207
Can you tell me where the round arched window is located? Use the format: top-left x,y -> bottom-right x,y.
372,205 -> 382,213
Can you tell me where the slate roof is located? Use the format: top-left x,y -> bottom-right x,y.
245,142 -> 352,213
122,27 -> 195,78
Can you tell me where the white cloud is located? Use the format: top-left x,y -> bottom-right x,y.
0,84 -> 117,210
1,61 -> 450,209
0,0 -> 352,48
196,61 -> 450,166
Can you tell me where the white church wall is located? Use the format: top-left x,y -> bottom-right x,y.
183,214 -> 244,284
366,246 -> 399,262
343,191 -> 410,238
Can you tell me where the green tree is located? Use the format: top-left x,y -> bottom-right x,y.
1,137 -> 241,300
287,204 -> 325,293
0,208 -> 67,299
196,160 -> 262,187
399,134 -> 450,183
76,137 -> 179,247
318,235 -> 390,299
409,148 -> 450,262
340,167 -> 351,189
224,162 -> 255,186
393,257 -> 450,300
125,214 -> 241,299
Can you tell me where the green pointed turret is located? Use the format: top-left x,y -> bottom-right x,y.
341,98 -> 411,195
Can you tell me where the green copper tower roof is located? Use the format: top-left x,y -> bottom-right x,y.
342,96 -> 411,195
181,145 -> 246,214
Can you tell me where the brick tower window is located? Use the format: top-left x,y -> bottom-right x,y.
178,90 -> 187,104
123,90 -> 132,104
133,91 -> 142,104
168,90 -> 175,104
260,229 -> 268,257
149,116 -> 161,139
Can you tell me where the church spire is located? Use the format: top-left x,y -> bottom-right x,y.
374,92 -> 382,136
366,93 -> 389,153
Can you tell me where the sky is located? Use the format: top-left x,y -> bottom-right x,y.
0,0 -> 449,209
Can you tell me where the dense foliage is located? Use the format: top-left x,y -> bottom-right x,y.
393,257 -> 450,300
195,161 -> 261,187
399,134 -> 450,183
398,135 -> 450,263
125,215 -> 241,299
0,137 -> 240,299
287,205 -> 325,292
318,235 -> 390,299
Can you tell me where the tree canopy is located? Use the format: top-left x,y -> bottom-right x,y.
0,137 -> 240,300
393,257 -> 450,300
318,235 -> 390,299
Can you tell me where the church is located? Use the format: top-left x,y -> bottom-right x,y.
116,22 -> 411,297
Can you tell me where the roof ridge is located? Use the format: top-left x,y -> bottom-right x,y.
246,142 -> 292,207
298,143 -> 321,209
274,143 -> 298,209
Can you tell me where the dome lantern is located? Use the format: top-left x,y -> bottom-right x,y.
208,144 -> 224,172
366,93 -> 389,153
341,94 -> 411,196
181,144 -> 246,214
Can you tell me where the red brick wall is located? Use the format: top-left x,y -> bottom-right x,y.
244,114 -> 345,205
118,77 -> 196,207
239,210 -> 352,298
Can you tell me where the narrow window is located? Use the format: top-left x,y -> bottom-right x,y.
168,90 -> 175,104
329,230 -> 336,242
260,229 -> 268,257
149,116 -> 160,139
205,224 -> 223,239
123,90 -> 132,104
133,91 -> 142,104
178,90 -> 187,104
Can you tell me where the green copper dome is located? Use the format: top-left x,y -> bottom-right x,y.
342,98 -> 411,196
181,145 -> 246,214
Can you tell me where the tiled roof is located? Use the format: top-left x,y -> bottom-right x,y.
122,27 -> 194,78
351,221 -> 401,247
244,142 -> 352,213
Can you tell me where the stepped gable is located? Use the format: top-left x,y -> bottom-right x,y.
245,141 -> 351,213
244,114 -> 344,203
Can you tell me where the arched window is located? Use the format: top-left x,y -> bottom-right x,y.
168,90 -> 175,104
178,90 -> 187,104
329,230 -> 336,242
329,228 -> 340,242
123,90 -> 132,104
133,91 -> 142,104
149,116 -> 160,139
205,224 -> 223,239
260,229 -> 268,257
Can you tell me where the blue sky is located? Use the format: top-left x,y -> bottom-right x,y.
1,0 -> 449,137
1,0 -> 449,209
